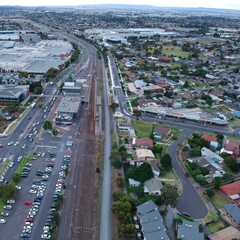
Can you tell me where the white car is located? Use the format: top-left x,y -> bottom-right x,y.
7,199 -> 15,204
14,142 -> 19,146
41,234 -> 51,239
29,189 -> 37,194
0,219 -> 6,224
16,185 -> 21,190
22,144 -> 26,149
7,141 -> 14,146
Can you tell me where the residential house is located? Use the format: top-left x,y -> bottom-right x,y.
201,134 -> 218,148
154,125 -> 171,139
201,147 -> 224,164
136,149 -> 155,161
134,80 -> 147,89
133,137 -> 154,149
150,160 -> 160,176
144,178 -> 163,195
177,219 -> 204,240
136,200 -> 158,216
223,204 -> 240,227
222,139 -> 240,158
144,231 -> 170,240
187,156 -> 224,178
209,226 -> 240,240
129,178 -> 141,187
136,201 -> 170,240
117,122 -> 131,132
220,181 -> 240,203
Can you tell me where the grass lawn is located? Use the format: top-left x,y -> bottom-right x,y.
211,191 -> 229,209
0,159 -> 10,177
138,195 -> 158,204
229,118 -> 240,127
162,45 -> 190,58
132,120 -> 153,138
207,220 -> 228,234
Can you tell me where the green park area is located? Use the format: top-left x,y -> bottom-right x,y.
162,45 -> 190,58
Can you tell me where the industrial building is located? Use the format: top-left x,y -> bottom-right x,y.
140,106 -> 228,125
0,85 -> 29,102
0,40 -> 72,74
55,96 -> 81,125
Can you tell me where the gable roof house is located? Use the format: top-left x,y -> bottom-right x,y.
150,160 -> 160,176
220,181 -> 240,203
177,219 -> 204,240
222,139 -> 240,158
144,178 -> 163,195
133,137 -> 154,149
136,201 -> 170,240
136,149 -> 155,161
224,203 -> 240,227
201,134 -> 219,148
153,125 -> 171,136
137,200 -> 158,216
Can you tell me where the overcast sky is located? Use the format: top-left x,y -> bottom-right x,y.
1,0 -> 240,10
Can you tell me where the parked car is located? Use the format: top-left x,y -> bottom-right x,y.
0,219 -> 6,224
7,199 -> 15,204
1,212 -> 9,217
3,205 -> 12,210
25,201 -> 33,206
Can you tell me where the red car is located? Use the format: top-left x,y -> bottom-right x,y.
25,218 -> 34,223
57,181 -> 64,184
182,212 -> 191,217
24,201 -> 32,206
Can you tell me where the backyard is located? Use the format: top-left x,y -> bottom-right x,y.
211,191 -> 229,209
207,219 -> 228,234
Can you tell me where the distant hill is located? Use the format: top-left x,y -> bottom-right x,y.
80,4 -> 240,13
0,4 -> 240,14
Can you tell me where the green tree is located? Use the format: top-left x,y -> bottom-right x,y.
189,148 -> 201,157
162,184 -> 179,211
223,155 -> 239,172
125,163 -> 153,182
12,173 -> 20,184
38,103 -> 44,109
206,189 -> 215,198
183,80 -> 190,88
115,176 -> 124,188
160,154 -> 172,171
196,174 -> 208,186
133,109 -> 142,120
43,120 -> 52,130
112,191 -> 126,202
214,177 -> 222,190
52,128 -> 59,136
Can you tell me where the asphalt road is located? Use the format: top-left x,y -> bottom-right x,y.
99,56 -> 112,240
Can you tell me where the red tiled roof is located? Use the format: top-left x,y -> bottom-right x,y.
220,181 -> 240,196
201,134 -> 217,142
224,140 -> 240,156
135,138 -> 153,148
